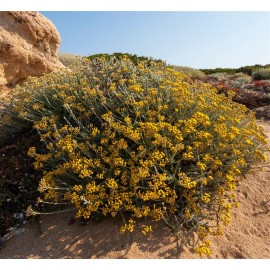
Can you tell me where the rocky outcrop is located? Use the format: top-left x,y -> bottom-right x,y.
0,11 -> 64,86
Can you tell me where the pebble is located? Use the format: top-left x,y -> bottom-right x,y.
14,228 -> 25,235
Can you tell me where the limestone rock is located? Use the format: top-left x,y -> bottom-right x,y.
0,11 -> 64,86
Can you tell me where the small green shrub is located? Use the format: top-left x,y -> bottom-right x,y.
228,73 -> 252,89
252,67 -> 270,81
170,66 -> 206,80
238,64 -> 270,76
12,57 -> 268,256
208,72 -> 230,81
229,72 -> 252,81
201,64 -> 270,76
87,52 -> 166,67
201,68 -> 237,75
57,52 -> 86,68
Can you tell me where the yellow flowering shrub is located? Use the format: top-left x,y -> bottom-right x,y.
14,56 -> 268,255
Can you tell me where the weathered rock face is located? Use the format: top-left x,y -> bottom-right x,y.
0,11 -> 64,86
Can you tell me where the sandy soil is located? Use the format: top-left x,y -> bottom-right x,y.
0,121 -> 269,259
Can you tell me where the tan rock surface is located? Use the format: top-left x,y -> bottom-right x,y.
0,11 -> 64,86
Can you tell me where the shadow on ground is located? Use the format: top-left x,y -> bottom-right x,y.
0,211 -> 195,259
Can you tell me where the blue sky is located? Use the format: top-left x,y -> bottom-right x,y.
41,12 -> 270,69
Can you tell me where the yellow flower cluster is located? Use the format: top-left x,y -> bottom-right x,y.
120,218 -> 136,233
16,56 -> 268,256
142,225 -> 153,235
194,240 -> 212,256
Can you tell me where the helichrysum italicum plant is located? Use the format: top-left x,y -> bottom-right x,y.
170,65 -> 206,80
57,52 -> 86,68
13,56 -> 268,256
208,72 -> 230,81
